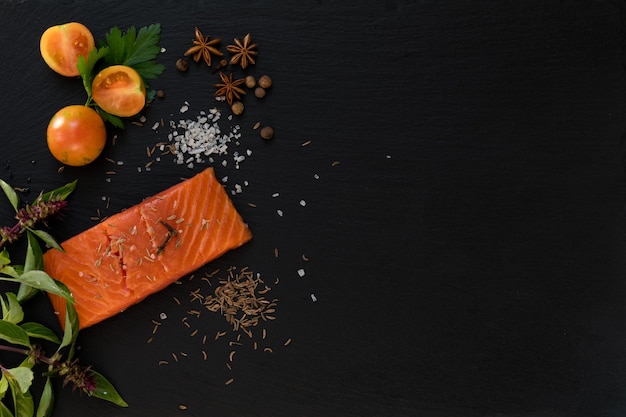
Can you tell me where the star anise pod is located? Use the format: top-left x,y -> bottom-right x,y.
214,72 -> 246,106
226,33 -> 258,69
184,27 -> 223,67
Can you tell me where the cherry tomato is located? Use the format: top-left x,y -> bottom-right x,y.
91,65 -> 146,117
40,22 -> 95,77
47,105 -> 106,166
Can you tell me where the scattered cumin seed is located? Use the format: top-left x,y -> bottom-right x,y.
229,350 -> 236,362
264,347 -> 273,353
225,378 -> 234,385
302,254 -> 310,261
248,202 -> 257,208
301,140 -> 311,147
172,353 -> 178,362
190,329 -> 198,337
158,360 -> 169,365
105,171 -> 116,175
179,404 -> 188,410
253,121 -> 261,129
262,328 -> 267,339
332,161 -> 341,166
132,121 -> 143,127
284,338 -> 292,346
180,351 -> 188,357
57,166 -> 65,173
274,247 -> 279,257
147,337 -> 154,344
202,350 -> 207,360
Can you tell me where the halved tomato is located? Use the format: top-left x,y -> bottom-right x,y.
91,65 -> 146,117
40,22 -> 95,77
47,105 -> 106,166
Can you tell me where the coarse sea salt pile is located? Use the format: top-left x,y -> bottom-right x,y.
156,103 -> 243,170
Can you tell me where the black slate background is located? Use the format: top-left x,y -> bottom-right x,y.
0,1 -> 625,416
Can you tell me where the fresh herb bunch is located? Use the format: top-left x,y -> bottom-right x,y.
78,23 -> 166,128
0,180 -> 127,417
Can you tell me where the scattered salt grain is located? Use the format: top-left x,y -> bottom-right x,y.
277,209 -> 283,217
152,122 -> 160,130
299,200 -> 306,207
297,268 -> 305,277
311,294 -> 317,302
272,193 -> 280,198
314,174 -> 320,180
159,312 -> 167,320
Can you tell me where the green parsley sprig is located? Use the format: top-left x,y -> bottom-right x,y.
77,23 -> 166,128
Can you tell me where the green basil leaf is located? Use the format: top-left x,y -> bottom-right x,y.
24,232 -> 43,273
35,378 -> 53,417
0,374 -> 8,401
0,179 -> 18,212
0,321 -> 30,348
28,230 -> 62,252
0,250 -> 11,267
7,373 -> 33,417
17,232 -> 45,302
59,301 -> 79,359
40,180 -> 77,203
87,369 -> 128,407
1,294 -> 23,325
19,323 -> 59,344
4,368 -> 33,394
0,401 -> 13,417
12,271 -> 73,303
0,265 -> 19,279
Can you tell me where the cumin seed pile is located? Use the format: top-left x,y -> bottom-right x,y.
203,266 -> 276,338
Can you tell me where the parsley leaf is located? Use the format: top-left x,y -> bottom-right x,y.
102,24 -> 165,81
77,47 -> 110,98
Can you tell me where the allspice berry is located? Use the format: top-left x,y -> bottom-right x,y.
258,75 -> 272,89
176,58 -> 189,72
231,101 -> 244,115
254,87 -> 266,99
156,89 -> 166,98
245,75 -> 256,88
260,126 -> 274,140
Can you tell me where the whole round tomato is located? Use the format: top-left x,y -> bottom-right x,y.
40,22 -> 95,77
92,65 -> 146,117
47,105 -> 106,166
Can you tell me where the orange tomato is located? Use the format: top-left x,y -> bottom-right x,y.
47,105 -> 106,166
40,22 -> 95,77
91,65 -> 146,117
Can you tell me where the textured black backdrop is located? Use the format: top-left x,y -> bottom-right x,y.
0,1 -> 625,416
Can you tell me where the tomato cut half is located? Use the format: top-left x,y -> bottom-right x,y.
47,105 -> 107,167
40,22 -> 95,77
91,65 -> 146,117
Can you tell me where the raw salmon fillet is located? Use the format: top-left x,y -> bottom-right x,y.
44,168 -> 252,329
